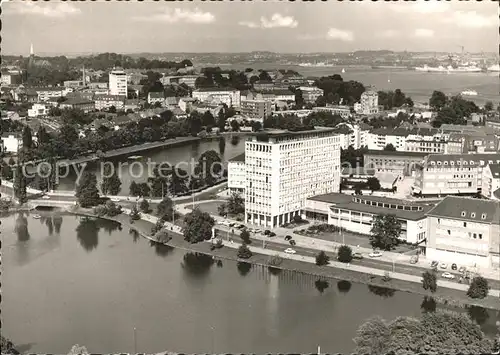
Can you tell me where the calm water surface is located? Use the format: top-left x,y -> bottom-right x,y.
2,212 -> 498,354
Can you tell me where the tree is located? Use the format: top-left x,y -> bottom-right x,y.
366,177 -> 381,191
68,344 -> 89,355
217,109 -> 227,132
422,270 -> 437,293
467,276 -> 489,299
227,191 -> 244,215
183,207 -> 215,243
101,164 -> 122,196
76,171 -> 100,208
140,199 -> 150,213
156,197 -> 174,221
315,250 -> 330,266
484,101 -> 493,112
217,203 -> 227,216
251,120 -> 262,132
137,182 -> 151,197
370,214 -> 402,250
201,111 -> 216,127
353,311 -> 495,355
108,105 -> 117,113
383,143 -> 396,151
129,181 -> 140,197
196,150 -> 222,186
240,229 -> 251,244
237,244 -> 252,259
1,335 -> 17,355
429,90 -> 448,111
230,120 -> 240,132
129,205 -> 140,221
315,95 -> 327,107
295,89 -> 304,108
13,165 -> 27,203
22,126 -> 33,150
337,245 -> 353,263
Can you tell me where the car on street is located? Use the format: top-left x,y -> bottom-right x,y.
253,229 -> 261,234
269,232 -> 276,237
369,251 -> 383,258
289,239 -> 296,246
352,252 -> 364,260
441,272 -> 455,279
236,224 -> 245,229
284,235 -> 293,241
42,195 -> 51,199
111,198 -> 121,202
284,248 -> 296,254
451,263 -> 457,271
440,262 -> 448,269
430,261 -> 439,268
263,230 -> 271,236
229,223 -> 235,227
459,266 -> 467,274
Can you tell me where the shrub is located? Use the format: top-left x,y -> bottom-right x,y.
422,271 -> 437,293
155,230 -> 171,244
315,251 -> 330,266
93,205 -> 107,217
467,276 -> 489,299
129,205 -> 141,222
237,244 -> 252,259
215,239 -> 223,249
337,245 -> 353,263
293,215 -> 303,223
267,255 -> 283,267
139,199 -> 151,213
105,200 -> 122,216
382,271 -> 392,282
240,229 -> 251,244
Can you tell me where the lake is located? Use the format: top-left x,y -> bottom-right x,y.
2,212 -> 498,354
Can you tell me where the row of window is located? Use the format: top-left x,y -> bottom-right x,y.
429,159 -> 499,166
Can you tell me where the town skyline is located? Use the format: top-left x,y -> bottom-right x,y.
2,1 -> 498,55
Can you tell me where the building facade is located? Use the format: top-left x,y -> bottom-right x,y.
298,86 -> 324,103
412,153 -> 500,197
27,103 -> 50,118
364,150 -> 427,176
312,105 -> 351,119
94,94 -> 126,110
359,91 -> 379,115
59,99 -> 95,113
244,128 -> 341,228
481,164 -> 500,199
192,88 -> 240,107
240,99 -> 273,121
109,69 -> 128,96
425,196 -> 500,269
228,153 -> 246,194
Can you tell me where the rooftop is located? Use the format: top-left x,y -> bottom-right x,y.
425,153 -> 500,166
228,153 -> 245,163
194,87 -> 238,93
488,163 -> 500,178
365,150 -> 428,157
252,126 -> 338,140
426,196 -> 500,224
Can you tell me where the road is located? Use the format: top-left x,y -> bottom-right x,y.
214,224 -> 500,290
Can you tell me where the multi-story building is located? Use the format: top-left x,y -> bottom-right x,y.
312,105 -> 351,119
1,133 -> 22,153
450,132 -> 500,153
109,69 -> 128,96
244,127 -> 341,228
364,150 -> 427,176
485,118 -> 500,131
425,196 -> 500,269
59,98 -> 95,113
304,193 -> 432,246
405,134 -> 462,154
27,103 -> 50,118
412,153 -> 500,197
240,99 -> 273,122
148,91 -> 165,105
0,72 -> 22,85
192,88 -> 240,107
35,87 -> 70,101
94,94 -> 126,111
482,163 -> 500,199
161,75 -> 199,88
298,86 -> 324,103
358,91 -> 379,115
228,153 -> 246,194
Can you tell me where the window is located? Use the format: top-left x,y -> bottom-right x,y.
481,213 -> 486,220
473,233 -> 477,239
447,230 -> 451,235
463,222 -> 467,227
471,213 -> 476,218
461,211 -> 466,217
479,234 -> 482,239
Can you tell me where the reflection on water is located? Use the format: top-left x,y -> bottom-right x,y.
40,216 -> 54,235
268,266 -> 282,276
368,285 -> 396,298
149,240 -> 174,257
53,215 -> 63,234
129,228 -> 140,243
15,213 -> 30,242
237,261 -> 252,276
75,217 -> 122,252
421,296 -> 437,313
181,252 -> 215,277
337,280 -> 352,294
468,305 -> 490,326
315,279 -> 329,293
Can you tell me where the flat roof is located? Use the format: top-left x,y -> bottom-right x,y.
365,150 -> 428,157
228,153 -> 245,163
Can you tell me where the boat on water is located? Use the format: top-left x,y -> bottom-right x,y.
32,214 -> 41,219
487,64 -> 500,72
298,62 -> 336,67
415,64 -> 482,73
461,90 -> 478,96
341,68 -> 345,73
371,65 -> 408,70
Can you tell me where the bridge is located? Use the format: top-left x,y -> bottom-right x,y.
28,199 -> 77,209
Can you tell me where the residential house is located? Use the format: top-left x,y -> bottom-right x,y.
94,94 -> 126,110
482,163 -> 500,199
298,86 -> 324,103
313,105 -> 351,119
364,150 -> 427,176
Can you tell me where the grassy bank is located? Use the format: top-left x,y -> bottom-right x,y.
69,208 -> 500,312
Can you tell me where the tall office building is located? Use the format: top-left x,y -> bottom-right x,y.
109,69 -> 128,96
245,127 -> 341,228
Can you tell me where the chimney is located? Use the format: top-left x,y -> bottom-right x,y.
82,65 -> 86,86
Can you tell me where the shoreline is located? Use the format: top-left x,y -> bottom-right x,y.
66,208 -> 500,312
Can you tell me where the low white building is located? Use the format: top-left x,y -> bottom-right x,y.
313,105 -> 352,119
28,103 -> 50,118
228,153 -> 245,194
426,196 -> 500,269
192,88 -> 240,108
298,86 -> 323,103
1,133 -> 22,153
147,92 -> 164,105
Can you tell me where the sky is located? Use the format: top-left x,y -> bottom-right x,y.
2,1 -> 498,55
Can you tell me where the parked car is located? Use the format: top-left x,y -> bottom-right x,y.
253,229 -> 261,234
284,248 -> 296,254
440,262 -> 448,269
458,266 -> 467,274
352,253 -> 364,260
264,230 -> 271,236
229,223 -> 235,227
451,263 -> 457,271
430,261 -> 439,268
269,232 -> 276,237
284,235 -> 293,241
289,240 -> 296,246
42,195 -> 51,199
369,251 -> 383,258
441,272 -> 455,280
236,224 -> 245,229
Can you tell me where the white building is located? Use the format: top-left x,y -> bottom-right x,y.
28,103 -> 50,118
426,196 -> 500,269
245,127 -> 341,228
35,87 -> 70,101
192,88 -> 240,108
109,69 -> 128,96
482,163 -> 500,199
312,105 -> 352,119
358,90 -> 379,115
1,133 -> 22,153
240,99 -> 273,122
148,92 -> 165,105
298,86 -> 324,103
228,153 -> 246,194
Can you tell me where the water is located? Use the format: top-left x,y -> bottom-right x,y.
2,212 -> 498,354
221,63 -> 499,106
57,135 -> 246,194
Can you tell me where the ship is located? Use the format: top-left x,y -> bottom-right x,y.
461,90 -> 478,96
371,65 -> 408,70
487,64 -> 500,72
415,64 -> 482,73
